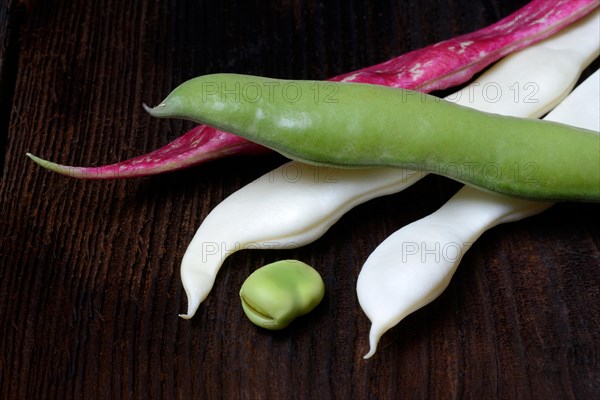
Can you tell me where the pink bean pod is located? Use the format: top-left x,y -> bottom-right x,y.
27,0 -> 599,179
28,126 -> 268,179
335,0 -> 599,91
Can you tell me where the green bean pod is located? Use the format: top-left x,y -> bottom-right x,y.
145,74 -> 600,202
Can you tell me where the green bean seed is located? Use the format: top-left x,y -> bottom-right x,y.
239,260 -> 325,330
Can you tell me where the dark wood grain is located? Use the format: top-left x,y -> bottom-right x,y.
1,1 -> 599,399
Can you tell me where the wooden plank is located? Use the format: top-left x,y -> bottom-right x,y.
1,0 -> 598,398
0,0 -> 27,175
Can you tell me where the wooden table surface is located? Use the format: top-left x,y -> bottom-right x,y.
1,0 -> 599,398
